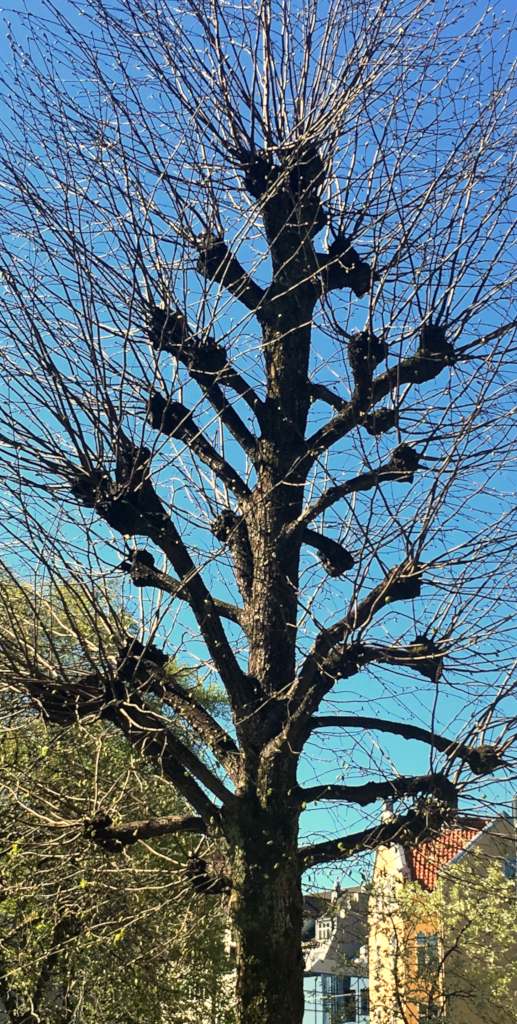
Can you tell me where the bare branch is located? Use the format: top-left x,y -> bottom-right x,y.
84,812 -> 207,851
310,716 -> 505,776
299,803 -> 457,872
298,771 -> 458,807
287,444 -> 421,534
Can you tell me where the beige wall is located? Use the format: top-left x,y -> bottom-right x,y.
368,818 -> 516,1024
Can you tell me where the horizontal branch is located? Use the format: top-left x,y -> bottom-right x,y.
288,444 -> 421,534
302,529 -> 355,577
304,348 -> 455,466
315,239 -> 376,298
310,716 -> 504,776
299,803 -> 455,872
120,549 -> 242,623
85,812 -> 207,852
299,772 -> 457,807
325,638 -> 443,685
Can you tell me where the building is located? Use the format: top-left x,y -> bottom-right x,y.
303,885 -> 369,1023
368,809 -> 517,1024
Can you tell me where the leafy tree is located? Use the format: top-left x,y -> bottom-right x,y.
0,580 -> 233,1023
373,855 -> 517,1024
0,1 -> 515,1021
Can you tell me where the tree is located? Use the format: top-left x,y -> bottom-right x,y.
0,578 -> 233,1024
1,723 -> 233,1024
0,1 -> 515,1021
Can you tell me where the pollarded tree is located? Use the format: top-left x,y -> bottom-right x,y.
0,1 -> 515,1021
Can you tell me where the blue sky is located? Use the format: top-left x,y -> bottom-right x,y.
0,0 -> 515,891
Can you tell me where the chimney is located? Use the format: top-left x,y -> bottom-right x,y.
381,798 -> 395,824
331,880 -> 342,904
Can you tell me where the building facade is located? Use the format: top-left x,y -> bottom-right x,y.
368,812 -> 517,1024
303,885 -> 369,1023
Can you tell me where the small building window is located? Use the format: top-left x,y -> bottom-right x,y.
360,988 -> 369,1015
416,932 -> 439,976
316,916 -> 334,941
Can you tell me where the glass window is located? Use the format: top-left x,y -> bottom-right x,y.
316,917 -> 334,941
416,932 -> 439,976
360,988 -> 369,1016
342,993 -> 356,1022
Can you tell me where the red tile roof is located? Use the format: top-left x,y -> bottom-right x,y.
406,819 -> 488,891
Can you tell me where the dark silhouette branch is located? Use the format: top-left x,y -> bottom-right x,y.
196,233 -> 265,311
120,549 -> 243,624
110,701 -> 230,815
309,716 -> 505,775
287,444 -> 421,534
287,561 -> 425,730
146,305 -> 262,451
147,391 -> 250,500
69,440 -> 248,706
298,771 -> 458,807
84,812 -> 207,851
305,346 -> 456,467
299,802 -> 457,871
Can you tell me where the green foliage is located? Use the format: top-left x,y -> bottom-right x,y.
0,719 -> 234,1023
397,854 -> 517,1023
0,576 -> 235,1023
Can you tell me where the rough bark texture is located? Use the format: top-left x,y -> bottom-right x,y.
226,796 -> 304,1023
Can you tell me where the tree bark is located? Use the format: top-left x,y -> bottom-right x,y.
227,798 -> 304,1024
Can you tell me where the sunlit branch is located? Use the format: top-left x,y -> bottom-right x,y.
84,812 -> 207,851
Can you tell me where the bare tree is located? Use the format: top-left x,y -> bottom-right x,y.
0,0 -> 515,1020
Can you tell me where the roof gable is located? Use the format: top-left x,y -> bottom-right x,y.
406,818 -> 488,890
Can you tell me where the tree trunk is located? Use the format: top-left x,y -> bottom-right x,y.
228,799 -> 304,1024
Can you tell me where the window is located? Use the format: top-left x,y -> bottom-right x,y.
416,932 -> 439,976
322,976 -> 354,1023
339,992 -> 357,1022
316,916 -> 334,941
503,856 -> 517,880
418,1003 -> 442,1023
360,988 -> 369,1016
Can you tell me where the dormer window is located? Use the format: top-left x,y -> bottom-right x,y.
316,916 -> 334,941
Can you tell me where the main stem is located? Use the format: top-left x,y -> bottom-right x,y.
226,795 -> 304,1024
229,193 -> 320,1023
